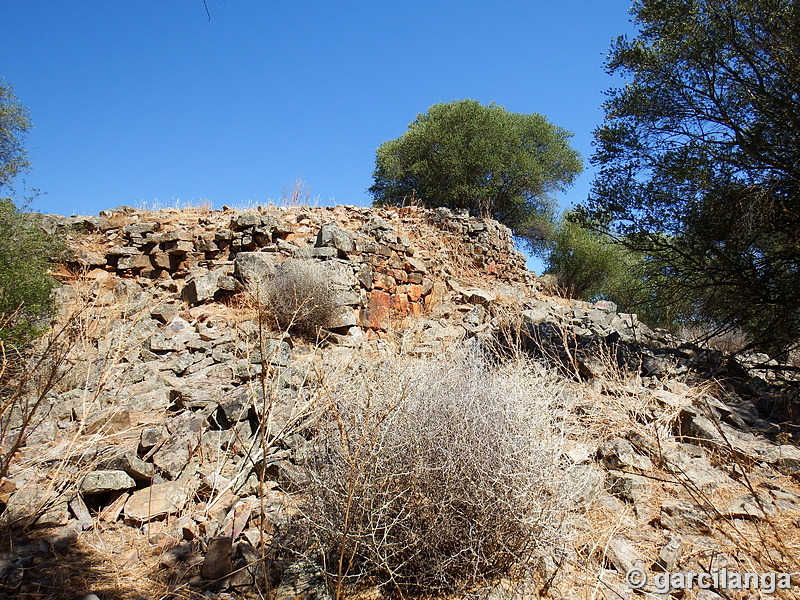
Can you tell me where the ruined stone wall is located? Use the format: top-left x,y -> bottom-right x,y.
55,204 -> 529,332
3,203 -> 798,600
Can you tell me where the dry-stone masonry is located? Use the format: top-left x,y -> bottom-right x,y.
0,203 -> 798,599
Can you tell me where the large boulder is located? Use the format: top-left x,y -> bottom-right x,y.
182,268 -> 233,305
315,223 -> 354,256
234,252 -> 278,282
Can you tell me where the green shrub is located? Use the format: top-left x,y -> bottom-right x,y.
544,216 -> 637,300
544,216 -> 707,331
0,198 -> 61,346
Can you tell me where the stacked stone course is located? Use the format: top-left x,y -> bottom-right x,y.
57,204 -> 529,332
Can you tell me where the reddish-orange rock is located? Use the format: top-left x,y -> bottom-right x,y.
359,290 -> 392,329
391,293 -> 409,313
406,284 -> 423,302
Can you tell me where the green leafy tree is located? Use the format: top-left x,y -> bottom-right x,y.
0,81 -> 59,346
0,82 -> 32,191
0,198 -> 59,345
370,99 -> 582,249
545,215 -> 637,301
583,0 -> 800,354
545,216 -> 699,329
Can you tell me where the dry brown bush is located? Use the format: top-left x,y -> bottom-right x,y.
678,324 -> 751,354
0,314 -> 78,480
300,343 -> 578,597
259,259 -> 337,340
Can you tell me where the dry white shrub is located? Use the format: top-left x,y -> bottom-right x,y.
301,343 -> 579,596
260,259 -> 337,339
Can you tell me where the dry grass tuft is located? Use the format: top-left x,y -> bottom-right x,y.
253,259 -> 339,340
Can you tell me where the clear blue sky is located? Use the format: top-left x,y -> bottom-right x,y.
3,1 -> 635,267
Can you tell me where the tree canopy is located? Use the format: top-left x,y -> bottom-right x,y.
545,214 -> 639,302
0,82 -> 32,192
582,0 -> 800,354
370,99 -> 582,249
0,81 -> 59,346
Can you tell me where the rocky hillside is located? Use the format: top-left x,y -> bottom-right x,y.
1,204 -> 799,600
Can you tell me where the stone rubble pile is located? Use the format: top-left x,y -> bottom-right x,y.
0,204 -> 797,599
53,204 -> 528,336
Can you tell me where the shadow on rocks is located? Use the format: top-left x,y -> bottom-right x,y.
0,524 -> 141,600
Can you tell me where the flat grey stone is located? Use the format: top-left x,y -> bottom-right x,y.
182,269 -> 227,304
98,449 -> 155,481
124,482 -> 189,522
725,493 -> 775,520
466,289 -> 495,306
234,251 -> 278,281
2,484 -> 71,528
153,428 -> 201,479
598,437 -> 653,472
653,535 -> 683,572
292,246 -> 337,259
315,223 -> 354,254
150,303 -> 180,323
606,535 -> 645,574
659,500 -> 711,534
80,470 -> 136,494
607,472 -> 650,504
